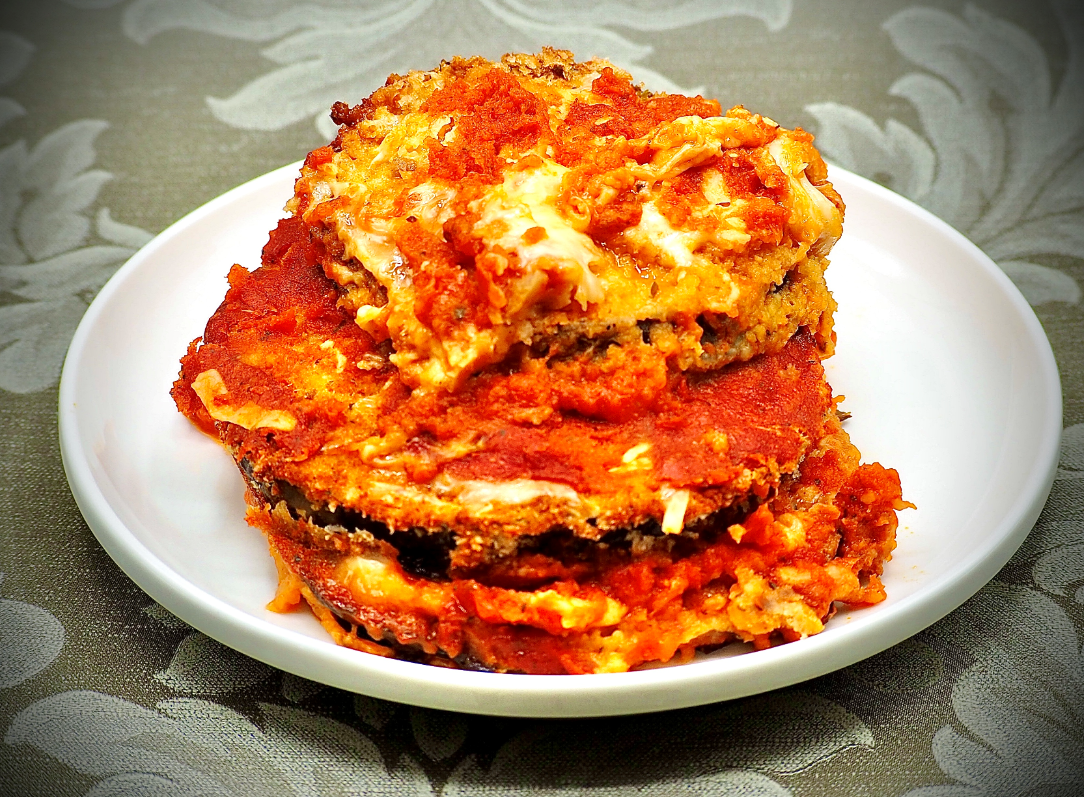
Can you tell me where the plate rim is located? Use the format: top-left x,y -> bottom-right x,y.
58,162 -> 1062,717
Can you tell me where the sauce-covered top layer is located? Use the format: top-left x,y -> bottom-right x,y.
291,49 -> 843,392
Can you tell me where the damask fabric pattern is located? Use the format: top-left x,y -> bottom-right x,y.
1,0 -> 1082,793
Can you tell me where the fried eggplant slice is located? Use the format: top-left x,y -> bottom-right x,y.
174,217 -> 834,564
253,415 -> 906,674
291,49 -> 842,392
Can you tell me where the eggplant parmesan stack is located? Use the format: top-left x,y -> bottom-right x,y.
173,50 -> 908,674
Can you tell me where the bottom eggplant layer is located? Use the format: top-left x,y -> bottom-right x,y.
249,417 -> 908,674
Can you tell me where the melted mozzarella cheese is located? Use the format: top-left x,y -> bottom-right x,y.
767,137 -> 842,253
452,478 -> 582,508
337,554 -> 448,615
727,567 -> 824,638
521,589 -> 627,630
337,217 -> 405,287
660,487 -> 691,535
641,116 -> 733,180
472,161 -> 605,308
405,182 -> 457,226
626,202 -> 700,271
621,201 -> 746,304
190,369 -> 296,431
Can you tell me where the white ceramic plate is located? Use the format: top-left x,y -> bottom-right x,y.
60,163 -> 1061,717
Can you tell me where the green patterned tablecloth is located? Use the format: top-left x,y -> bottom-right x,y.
2,1 -> 1082,794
